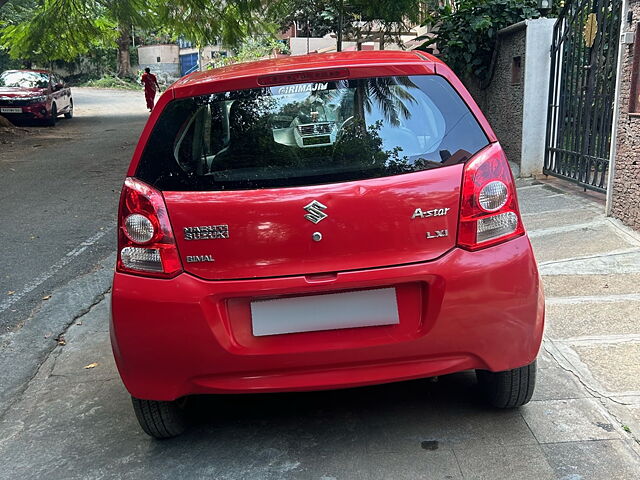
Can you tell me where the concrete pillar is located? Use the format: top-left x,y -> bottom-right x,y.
520,18 -> 556,177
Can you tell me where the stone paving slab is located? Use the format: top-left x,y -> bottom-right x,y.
365,450 -> 462,480
606,397 -> 640,449
542,273 -> 640,297
539,249 -> 640,276
532,366 -> 590,401
545,300 -> 640,338
522,206 -> 601,231
530,223 -> 637,263
454,444 -> 555,480
521,398 -> 622,443
541,439 -> 640,480
518,190 -> 586,214
574,343 -> 640,393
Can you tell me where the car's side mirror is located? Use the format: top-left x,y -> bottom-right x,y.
53,83 -> 64,92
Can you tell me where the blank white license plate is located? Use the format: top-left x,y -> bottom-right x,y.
251,287 -> 400,337
0,107 -> 22,113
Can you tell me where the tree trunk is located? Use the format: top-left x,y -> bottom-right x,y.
336,0 -> 344,52
116,25 -> 132,78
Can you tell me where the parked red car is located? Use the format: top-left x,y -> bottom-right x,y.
0,69 -> 73,125
111,51 -> 544,438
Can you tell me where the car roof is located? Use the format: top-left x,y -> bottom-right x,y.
174,50 -> 440,89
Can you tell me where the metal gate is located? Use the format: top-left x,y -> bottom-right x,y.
544,0 -> 622,193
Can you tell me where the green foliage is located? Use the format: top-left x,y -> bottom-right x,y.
161,0 -> 286,49
279,0 -> 427,47
421,0 -> 542,81
0,0 -> 37,25
0,0 -> 127,62
209,36 -> 289,68
278,0 -> 339,37
0,0 -> 282,66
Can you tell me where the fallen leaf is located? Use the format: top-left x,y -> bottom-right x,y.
42,295 -> 51,300
7,291 -> 15,296
84,362 -> 98,369
55,335 -> 66,346
75,321 -> 83,326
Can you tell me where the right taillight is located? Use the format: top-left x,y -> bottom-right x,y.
116,177 -> 183,278
457,143 -> 525,250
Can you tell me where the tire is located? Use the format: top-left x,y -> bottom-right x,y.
476,360 -> 536,408
45,103 -> 57,126
64,99 -> 73,119
131,396 -> 188,439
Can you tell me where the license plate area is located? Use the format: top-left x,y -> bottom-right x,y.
251,288 -> 400,337
0,107 -> 22,113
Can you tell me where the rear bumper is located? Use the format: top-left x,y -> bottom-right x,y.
110,235 -> 544,400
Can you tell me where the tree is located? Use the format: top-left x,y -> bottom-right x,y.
278,0 -> 339,38
279,0 -> 428,51
0,0 -> 149,77
420,0 -> 541,81
0,0 -> 36,71
351,0 -> 426,49
0,0 -> 284,77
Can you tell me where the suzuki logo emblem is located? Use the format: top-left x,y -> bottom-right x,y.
304,200 -> 328,224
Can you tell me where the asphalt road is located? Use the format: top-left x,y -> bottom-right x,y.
0,88 -> 148,334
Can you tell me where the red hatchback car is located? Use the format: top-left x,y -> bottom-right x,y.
111,51 -> 544,438
0,69 -> 73,125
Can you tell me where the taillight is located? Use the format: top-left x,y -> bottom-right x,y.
116,177 -> 182,278
457,144 -> 525,250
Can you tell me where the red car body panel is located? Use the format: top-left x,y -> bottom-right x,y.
111,51 -> 543,401
164,164 -> 462,280
111,235 -> 544,400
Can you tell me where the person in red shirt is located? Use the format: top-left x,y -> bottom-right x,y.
141,68 -> 161,112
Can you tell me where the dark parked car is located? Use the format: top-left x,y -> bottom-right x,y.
0,69 -> 73,125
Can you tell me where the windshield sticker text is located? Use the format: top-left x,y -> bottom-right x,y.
277,83 -> 329,95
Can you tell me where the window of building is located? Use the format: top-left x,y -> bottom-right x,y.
511,56 -> 522,85
157,56 -> 161,63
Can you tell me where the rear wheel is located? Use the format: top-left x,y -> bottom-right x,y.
131,396 -> 188,439
45,103 -> 57,126
476,360 -> 536,408
64,99 -> 73,119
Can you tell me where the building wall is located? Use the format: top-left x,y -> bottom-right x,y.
138,45 -> 180,65
137,44 -> 180,81
610,0 -> 640,230
470,24 -> 527,168
289,37 -> 338,55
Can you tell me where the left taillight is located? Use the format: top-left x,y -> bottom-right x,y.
116,177 -> 183,278
457,143 -> 525,251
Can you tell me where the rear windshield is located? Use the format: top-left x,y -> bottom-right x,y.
136,75 -> 489,191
